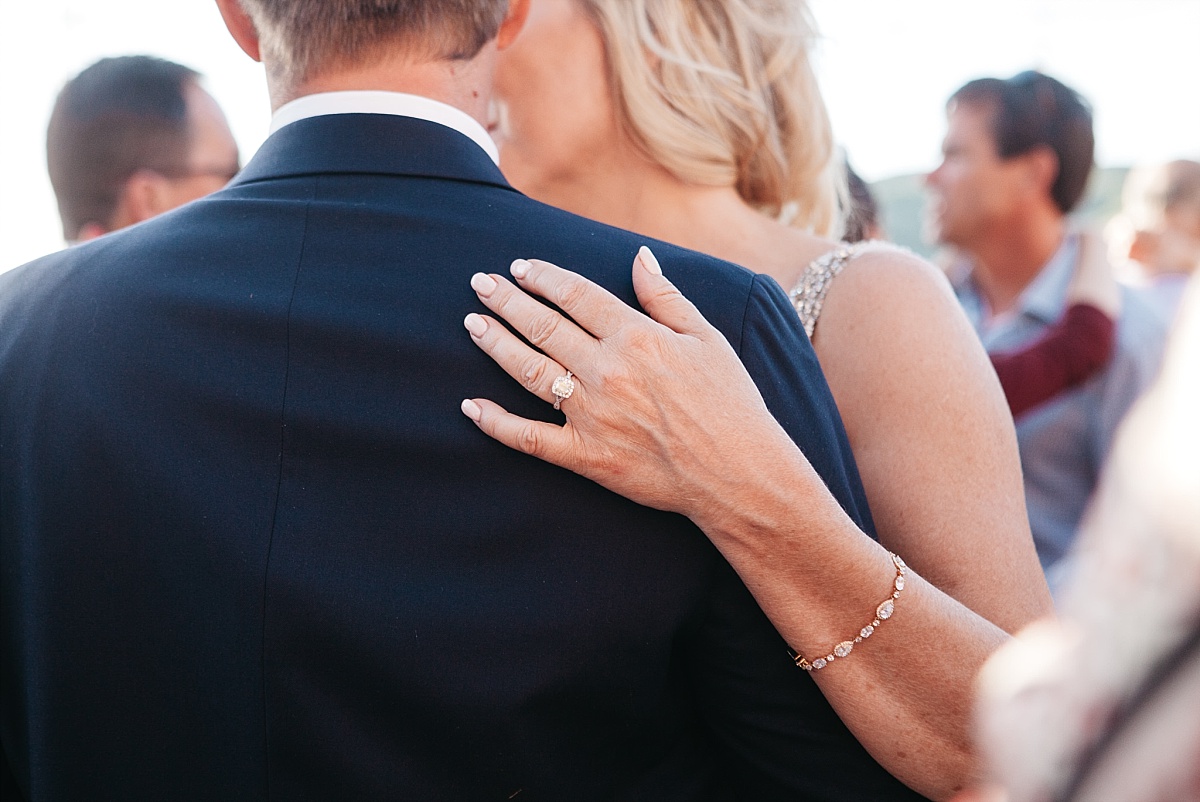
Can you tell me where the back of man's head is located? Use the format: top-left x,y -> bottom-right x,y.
238,0 -> 509,89
47,56 -> 201,241
950,70 -> 1095,216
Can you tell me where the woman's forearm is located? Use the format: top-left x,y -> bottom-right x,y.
691,426 -> 1006,801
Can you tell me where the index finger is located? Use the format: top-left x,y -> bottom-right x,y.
472,270 -> 599,379
511,257 -> 649,340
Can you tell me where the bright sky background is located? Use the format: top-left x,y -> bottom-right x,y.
1,0 -> 1198,271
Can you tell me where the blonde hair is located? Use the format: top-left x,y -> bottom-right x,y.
240,0 -> 509,89
577,0 -> 844,237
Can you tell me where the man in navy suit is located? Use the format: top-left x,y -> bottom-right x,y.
0,1 -> 923,798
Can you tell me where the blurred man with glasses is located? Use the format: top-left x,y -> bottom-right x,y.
46,55 -> 240,243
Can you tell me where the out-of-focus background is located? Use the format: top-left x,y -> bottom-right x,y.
1,0 -> 1198,270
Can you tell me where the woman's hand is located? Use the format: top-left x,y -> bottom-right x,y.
460,246 -> 794,523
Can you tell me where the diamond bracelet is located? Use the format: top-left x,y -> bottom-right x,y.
788,552 -> 907,671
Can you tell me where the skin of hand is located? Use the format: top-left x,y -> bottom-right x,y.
1065,228 -> 1122,319
461,247 -> 1016,800
461,249 -> 783,521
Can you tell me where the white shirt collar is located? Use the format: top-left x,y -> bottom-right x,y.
269,90 -> 500,165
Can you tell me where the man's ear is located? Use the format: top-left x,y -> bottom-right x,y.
215,0 -> 262,62
1022,146 -> 1060,198
497,0 -> 531,50
121,171 -> 174,225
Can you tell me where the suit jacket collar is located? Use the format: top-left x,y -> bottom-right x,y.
231,113 -> 517,192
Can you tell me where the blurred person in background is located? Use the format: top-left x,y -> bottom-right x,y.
988,231 -> 1120,420
926,70 -> 1167,580
842,159 -> 886,243
962,273 -> 1200,802
844,161 -> 1119,419
46,55 -> 240,243
1113,159 -> 1200,323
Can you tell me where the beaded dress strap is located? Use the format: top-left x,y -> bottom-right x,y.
789,240 -> 905,338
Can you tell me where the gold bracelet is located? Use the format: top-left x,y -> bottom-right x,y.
788,552 -> 907,671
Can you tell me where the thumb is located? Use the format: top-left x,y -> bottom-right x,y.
632,246 -> 713,337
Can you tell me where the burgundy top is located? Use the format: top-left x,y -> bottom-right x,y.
992,303 -> 1116,418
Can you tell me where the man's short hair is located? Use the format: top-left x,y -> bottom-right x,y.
239,0 -> 510,87
950,70 -> 1095,215
46,56 -> 199,240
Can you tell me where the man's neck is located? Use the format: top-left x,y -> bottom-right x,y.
968,214 -> 1067,317
273,49 -> 497,129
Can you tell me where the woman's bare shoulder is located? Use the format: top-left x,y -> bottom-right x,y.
817,244 -> 964,336
814,242 -> 991,392
835,243 -> 954,297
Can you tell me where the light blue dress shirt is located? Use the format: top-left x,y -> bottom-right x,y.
955,234 -> 1168,571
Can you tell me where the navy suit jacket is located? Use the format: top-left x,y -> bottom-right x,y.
0,114 -> 925,800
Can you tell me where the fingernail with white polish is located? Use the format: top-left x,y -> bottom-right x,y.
464,313 -> 488,337
510,259 -> 531,279
638,246 -> 662,276
461,399 -> 482,421
470,272 -> 497,297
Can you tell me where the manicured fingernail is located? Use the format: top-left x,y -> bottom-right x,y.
638,246 -> 662,276
460,399 -> 482,421
464,313 -> 488,337
471,272 -> 497,297
510,259 -> 531,279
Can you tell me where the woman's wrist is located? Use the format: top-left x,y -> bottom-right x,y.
682,429 -> 911,648
682,419 -> 818,549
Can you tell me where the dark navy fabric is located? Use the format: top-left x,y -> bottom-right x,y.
0,113 -> 923,800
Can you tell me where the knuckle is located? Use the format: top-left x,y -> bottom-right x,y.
554,276 -> 589,314
621,326 -> 661,358
515,423 -> 544,456
597,368 -> 637,406
522,354 -> 551,390
649,285 -> 683,310
525,311 -> 561,349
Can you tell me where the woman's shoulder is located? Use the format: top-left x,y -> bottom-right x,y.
835,242 -> 952,293
789,240 -> 953,337
811,240 -> 990,396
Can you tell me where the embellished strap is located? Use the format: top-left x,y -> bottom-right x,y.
789,240 -> 905,338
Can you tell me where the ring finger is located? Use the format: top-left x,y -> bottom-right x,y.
464,312 -> 578,410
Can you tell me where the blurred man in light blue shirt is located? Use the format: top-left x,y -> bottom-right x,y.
927,71 -> 1167,576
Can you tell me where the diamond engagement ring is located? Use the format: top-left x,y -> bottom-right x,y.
551,371 -> 575,410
